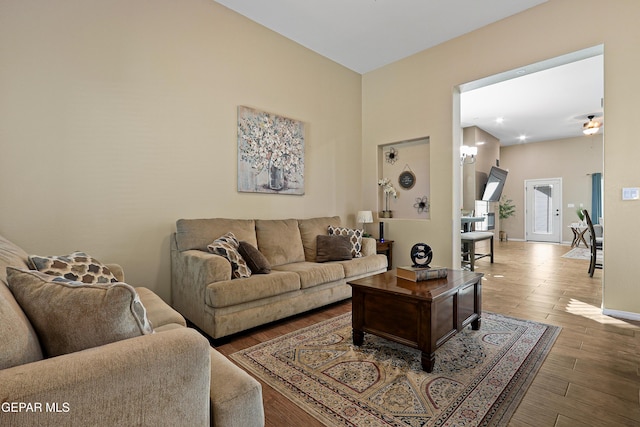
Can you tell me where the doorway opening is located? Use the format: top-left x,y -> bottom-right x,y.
454,45 -> 604,276
525,178 -> 562,243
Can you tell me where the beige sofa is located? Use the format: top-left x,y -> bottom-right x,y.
171,216 -> 388,340
0,234 -> 264,427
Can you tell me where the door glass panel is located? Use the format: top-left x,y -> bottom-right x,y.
533,184 -> 553,234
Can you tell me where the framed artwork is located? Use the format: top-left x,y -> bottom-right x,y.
237,106 -> 305,195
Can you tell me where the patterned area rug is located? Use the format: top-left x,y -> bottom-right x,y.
230,312 -> 560,427
562,247 -> 603,263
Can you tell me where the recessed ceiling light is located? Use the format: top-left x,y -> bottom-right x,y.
518,135 -> 527,141
496,117 -> 504,124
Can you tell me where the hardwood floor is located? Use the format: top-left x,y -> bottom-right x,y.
214,241 -> 640,427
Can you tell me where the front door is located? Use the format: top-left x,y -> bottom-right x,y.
525,178 -> 562,243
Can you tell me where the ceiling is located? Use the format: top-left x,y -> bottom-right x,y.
461,50 -> 604,145
215,0 -> 548,74
215,0 -> 604,145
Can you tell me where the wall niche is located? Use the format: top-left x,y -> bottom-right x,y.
378,137 -> 430,220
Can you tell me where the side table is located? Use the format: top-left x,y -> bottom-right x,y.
569,225 -> 589,248
376,240 -> 394,270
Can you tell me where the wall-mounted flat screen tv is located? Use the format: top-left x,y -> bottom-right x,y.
481,166 -> 508,202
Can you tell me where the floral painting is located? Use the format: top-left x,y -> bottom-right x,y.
237,106 -> 305,195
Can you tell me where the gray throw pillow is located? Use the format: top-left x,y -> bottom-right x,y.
237,241 -> 271,274
316,235 -> 353,262
327,226 -> 363,258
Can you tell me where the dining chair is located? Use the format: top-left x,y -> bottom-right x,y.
582,209 -> 603,277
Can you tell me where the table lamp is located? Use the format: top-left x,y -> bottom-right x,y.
357,210 -> 373,237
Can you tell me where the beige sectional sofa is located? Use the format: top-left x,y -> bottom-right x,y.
0,234 -> 264,427
171,216 -> 387,339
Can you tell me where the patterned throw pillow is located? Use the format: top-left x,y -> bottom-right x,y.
6,267 -> 153,358
207,232 -> 252,279
327,226 -> 363,258
29,251 -> 118,284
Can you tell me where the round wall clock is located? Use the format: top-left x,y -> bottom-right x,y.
410,243 -> 433,268
398,171 -> 416,190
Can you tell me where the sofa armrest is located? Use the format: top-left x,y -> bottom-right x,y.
105,263 -> 124,282
177,250 -> 232,284
0,328 -> 211,426
209,349 -> 264,427
171,233 -> 232,327
361,237 -> 377,256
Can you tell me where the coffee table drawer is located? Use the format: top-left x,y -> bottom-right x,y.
360,292 -> 419,344
458,280 -> 481,327
432,294 -> 457,347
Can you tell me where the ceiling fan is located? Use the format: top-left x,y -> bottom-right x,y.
583,114 -> 603,135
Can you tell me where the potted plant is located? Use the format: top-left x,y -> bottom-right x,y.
498,196 -> 516,241
576,207 -> 585,225
378,178 -> 398,218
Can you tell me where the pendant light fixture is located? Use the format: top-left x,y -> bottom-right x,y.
583,115 -> 601,135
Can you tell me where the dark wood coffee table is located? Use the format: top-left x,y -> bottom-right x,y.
348,269 -> 482,372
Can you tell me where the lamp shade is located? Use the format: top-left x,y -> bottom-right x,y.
357,210 -> 373,224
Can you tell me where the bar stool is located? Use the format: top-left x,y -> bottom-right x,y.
461,231 -> 494,271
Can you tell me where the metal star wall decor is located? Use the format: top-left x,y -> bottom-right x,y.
414,196 -> 429,213
385,147 -> 398,164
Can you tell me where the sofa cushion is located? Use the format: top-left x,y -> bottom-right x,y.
328,226 -> 363,258
0,235 -> 44,369
337,254 -> 388,278
205,271 -> 300,308
207,233 -> 251,279
29,251 -> 118,284
298,216 -> 342,262
316,235 -> 353,262
6,267 -> 153,358
273,262 -> 345,289
238,241 -> 271,274
176,218 -> 257,252
255,219 -> 305,267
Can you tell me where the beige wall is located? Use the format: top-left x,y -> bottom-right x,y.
500,135 -> 603,242
462,126 -> 500,212
2,0 -> 638,317
0,0 -> 362,301
363,0 -> 640,316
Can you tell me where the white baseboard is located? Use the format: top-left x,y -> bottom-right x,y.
602,308 -> 640,322
498,238 -> 574,245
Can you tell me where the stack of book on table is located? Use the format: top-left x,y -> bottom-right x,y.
396,266 -> 448,282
